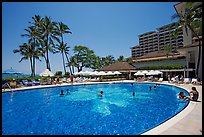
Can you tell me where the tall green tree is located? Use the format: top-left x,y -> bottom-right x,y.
55,22 -> 72,74
54,43 -> 71,74
163,44 -> 173,58
13,43 -> 41,77
104,55 -> 115,66
172,2 -> 202,77
117,55 -> 125,62
21,25 -> 42,77
40,16 -> 60,71
72,45 -> 96,72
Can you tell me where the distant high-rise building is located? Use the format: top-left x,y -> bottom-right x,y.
131,22 -> 183,59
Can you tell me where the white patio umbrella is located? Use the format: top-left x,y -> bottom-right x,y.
113,71 -> 122,75
97,71 -> 107,76
106,71 -> 115,75
90,71 -> 99,76
79,71 -> 91,76
154,70 -> 163,74
141,70 -> 148,75
134,71 -> 144,76
40,69 -> 54,77
146,70 -> 157,75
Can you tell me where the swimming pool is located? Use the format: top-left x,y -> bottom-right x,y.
2,82 -> 189,135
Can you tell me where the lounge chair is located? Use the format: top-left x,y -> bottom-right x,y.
183,78 -> 191,84
191,78 -> 201,85
22,80 -> 33,86
158,78 -> 163,82
32,80 -> 40,86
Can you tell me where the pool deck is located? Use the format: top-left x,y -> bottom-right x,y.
2,80 -> 202,135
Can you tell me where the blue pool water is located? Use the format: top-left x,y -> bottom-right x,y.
2,83 -> 189,135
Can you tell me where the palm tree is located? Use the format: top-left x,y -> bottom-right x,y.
117,55 -> 125,62
67,56 -> 77,74
104,55 -> 115,66
21,25 -> 41,77
53,43 -> 70,74
172,2 -> 202,77
13,43 -> 34,76
40,16 -> 60,71
163,44 -> 173,58
55,22 -> 72,74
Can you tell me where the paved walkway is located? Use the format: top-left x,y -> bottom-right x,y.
142,81 -> 202,135
2,80 -> 202,135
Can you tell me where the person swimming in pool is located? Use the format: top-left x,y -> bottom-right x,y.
60,90 -> 64,96
98,91 -> 103,97
132,92 -> 135,97
66,89 -> 70,95
149,86 -> 152,91
178,92 -> 190,100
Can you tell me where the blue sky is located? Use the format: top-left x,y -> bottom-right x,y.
2,2 -> 178,74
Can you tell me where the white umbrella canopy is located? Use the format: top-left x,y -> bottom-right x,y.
106,71 -> 115,75
40,69 -> 54,77
113,71 -> 122,75
90,71 -> 99,76
141,70 -> 148,75
78,71 -> 91,76
97,71 -> 107,76
154,70 -> 163,74
146,70 -> 158,75
134,71 -> 144,76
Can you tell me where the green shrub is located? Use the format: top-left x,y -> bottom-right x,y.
55,71 -> 62,76
64,72 -> 70,77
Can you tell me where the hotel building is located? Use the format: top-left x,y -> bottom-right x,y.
131,2 -> 202,80
131,22 -> 183,59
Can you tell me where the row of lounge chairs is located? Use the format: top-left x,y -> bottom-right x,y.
2,79 -> 41,90
170,77 -> 202,85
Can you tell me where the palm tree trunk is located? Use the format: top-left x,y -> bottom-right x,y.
188,25 -> 201,78
72,65 -> 74,74
196,39 -> 201,77
65,53 -> 72,75
46,34 -> 51,71
33,57 -> 35,77
29,57 -> 33,77
62,52 -> 66,74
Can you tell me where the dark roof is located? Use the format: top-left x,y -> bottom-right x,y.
136,50 -> 183,60
98,62 -> 137,71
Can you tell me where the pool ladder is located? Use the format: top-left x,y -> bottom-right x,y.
3,83 -> 13,92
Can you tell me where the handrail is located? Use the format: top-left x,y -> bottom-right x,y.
2,83 -> 13,92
